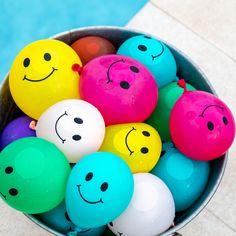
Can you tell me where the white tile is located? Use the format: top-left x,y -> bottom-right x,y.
150,0 -> 236,60
178,209 -> 236,236
127,1 -> 236,232
0,200 -> 51,236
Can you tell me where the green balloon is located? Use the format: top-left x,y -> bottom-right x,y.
146,82 -> 196,141
0,137 -> 70,214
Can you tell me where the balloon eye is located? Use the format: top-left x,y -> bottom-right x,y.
65,212 -> 71,222
23,58 -> 30,67
160,150 -> 166,157
85,172 -> 93,181
141,147 -> 149,154
223,116 -> 228,125
120,81 -> 130,89
44,53 -> 51,61
109,222 -> 113,227
207,121 -> 214,131
5,167 -> 13,174
142,131 -> 150,137
130,66 -> 139,73
72,135 -> 81,141
100,182 -> 108,192
138,45 -> 147,51
9,188 -> 18,196
74,117 -> 83,124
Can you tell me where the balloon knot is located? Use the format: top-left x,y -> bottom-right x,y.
177,79 -> 187,92
29,120 -> 37,131
72,63 -> 83,75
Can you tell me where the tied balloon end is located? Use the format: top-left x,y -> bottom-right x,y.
72,63 -> 83,75
177,79 -> 187,93
29,120 -> 37,131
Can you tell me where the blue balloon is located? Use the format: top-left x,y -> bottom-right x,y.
151,142 -> 210,212
65,152 -> 134,228
117,35 -> 177,88
39,201 -> 72,233
68,224 -> 106,236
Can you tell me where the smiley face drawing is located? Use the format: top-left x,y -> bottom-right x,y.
0,137 -> 70,214
117,35 -> 177,88
9,39 -> 82,119
79,54 -> 158,125
36,99 -> 105,163
65,152 -> 134,229
100,123 -> 162,173
170,86 -> 236,161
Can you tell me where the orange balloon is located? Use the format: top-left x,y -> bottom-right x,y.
71,36 -> 116,64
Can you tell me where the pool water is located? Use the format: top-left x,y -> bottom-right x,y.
0,0 -> 147,82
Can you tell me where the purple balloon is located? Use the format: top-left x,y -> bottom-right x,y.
0,116 -> 36,149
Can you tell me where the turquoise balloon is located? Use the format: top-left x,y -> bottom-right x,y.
146,81 -> 196,141
0,137 -> 70,214
68,224 -> 106,236
65,152 -> 134,228
117,35 -> 177,88
40,201 -> 72,233
151,142 -> 210,212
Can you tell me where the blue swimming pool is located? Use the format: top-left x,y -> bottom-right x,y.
0,0 -> 147,82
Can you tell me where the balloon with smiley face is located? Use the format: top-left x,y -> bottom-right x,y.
9,39 -> 82,120
117,35 -> 177,88
108,173 -> 175,236
0,137 -> 70,214
170,79 -> 236,161
65,152 -> 134,229
151,142 -> 210,211
100,123 -> 162,173
79,54 -> 158,125
35,99 -> 105,163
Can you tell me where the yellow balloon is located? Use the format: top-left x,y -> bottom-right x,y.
100,123 -> 162,173
9,39 -> 82,119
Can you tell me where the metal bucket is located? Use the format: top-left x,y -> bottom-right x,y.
0,26 -> 227,236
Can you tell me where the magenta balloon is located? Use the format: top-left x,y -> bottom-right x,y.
170,89 -> 235,161
79,55 -> 158,125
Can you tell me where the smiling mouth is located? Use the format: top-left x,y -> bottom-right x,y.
151,43 -> 164,60
55,111 -> 68,144
0,192 -> 6,200
107,59 -> 125,84
23,67 -> 58,82
125,127 -> 136,156
77,185 -> 103,204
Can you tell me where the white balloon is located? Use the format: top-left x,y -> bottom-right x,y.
108,173 -> 175,236
36,99 -> 105,163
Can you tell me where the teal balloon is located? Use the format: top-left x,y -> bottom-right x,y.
66,152 -> 134,228
68,224 -> 106,236
146,81 -> 196,141
40,201 -> 72,233
151,142 -> 209,212
117,35 -> 177,88
0,137 -> 70,213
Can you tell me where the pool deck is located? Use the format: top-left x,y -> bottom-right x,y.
1,1 -> 236,235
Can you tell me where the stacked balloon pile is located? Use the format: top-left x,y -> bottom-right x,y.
0,33 -> 235,236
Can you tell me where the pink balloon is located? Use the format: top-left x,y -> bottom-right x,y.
79,55 -> 158,125
170,80 -> 235,161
